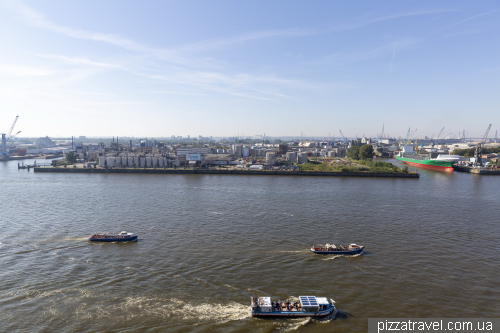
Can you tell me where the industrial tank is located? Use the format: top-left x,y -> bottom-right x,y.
106,157 -> 115,167
152,157 -> 158,167
297,152 -> 308,164
158,157 -> 164,167
242,147 -> 250,157
286,152 -> 296,163
233,145 -> 243,157
140,157 -> 146,167
266,152 -> 277,165
128,156 -> 134,167
99,156 -> 106,167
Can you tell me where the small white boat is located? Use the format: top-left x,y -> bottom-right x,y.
251,296 -> 337,318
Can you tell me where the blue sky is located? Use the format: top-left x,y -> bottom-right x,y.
0,0 -> 499,138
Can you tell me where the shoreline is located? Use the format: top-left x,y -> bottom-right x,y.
33,167 -> 419,178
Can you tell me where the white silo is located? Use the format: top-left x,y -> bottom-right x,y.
158,157 -> 164,167
107,156 -> 115,167
286,152 -> 296,163
99,156 -> 106,167
115,156 -> 121,166
242,147 -> 250,157
297,152 -> 308,164
127,155 -> 133,167
140,157 -> 146,167
266,152 -> 277,165
152,157 -> 158,167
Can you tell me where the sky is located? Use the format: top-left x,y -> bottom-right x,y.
0,0 -> 499,139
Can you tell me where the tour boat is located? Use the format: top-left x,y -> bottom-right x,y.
88,231 -> 138,242
310,243 -> 364,255
251,296 -> 337,318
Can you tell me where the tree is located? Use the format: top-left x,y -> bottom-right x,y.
66,151 -> 77,164
347,146 -> 360,159
359,144 -> 374,159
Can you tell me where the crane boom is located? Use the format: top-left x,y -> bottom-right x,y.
404,127 -> 411,145
436,127 -> 445,140
7,115 -> 19,138
339,130 -> 347,148
474,124 -> 492,167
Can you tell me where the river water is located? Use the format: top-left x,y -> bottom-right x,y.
0,158 -> 499,332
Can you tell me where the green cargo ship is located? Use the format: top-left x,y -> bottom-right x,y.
396,147 -> 459,172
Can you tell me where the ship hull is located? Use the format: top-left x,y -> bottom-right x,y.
252,307 -> 336,318
310,247 -> 363,255
89,236 -> 138,242
396,156 -> 454,172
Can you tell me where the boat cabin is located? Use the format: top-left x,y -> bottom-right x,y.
252,297 -> 272,312
316,297 -> 332,310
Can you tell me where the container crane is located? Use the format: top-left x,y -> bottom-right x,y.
474,124 -> 492,167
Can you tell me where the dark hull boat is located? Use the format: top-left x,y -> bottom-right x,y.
310,243 -> 364,255
88,231 -> 138,242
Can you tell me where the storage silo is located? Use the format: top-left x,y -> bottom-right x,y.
297,152 -> 308,164
140,157 -> 146,167
286,152 -> 296,163
107,156 -> 115,167
242,147 -> 250,157
158,157 -> 164,167
99,156 -> 106,167
145,156 -> 151,168
115,156 -> 121,166
152,157 -> 158,167
266,152 -> 277,165
232,145 -> 242,157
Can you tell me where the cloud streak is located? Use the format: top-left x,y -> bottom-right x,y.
433,8 -> 500,33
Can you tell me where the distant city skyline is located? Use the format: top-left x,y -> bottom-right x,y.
0,0 -> 499,137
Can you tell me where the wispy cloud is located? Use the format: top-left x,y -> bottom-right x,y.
433,8 -> 500,33
316,37 -> 419,67
0,64 -> 56,76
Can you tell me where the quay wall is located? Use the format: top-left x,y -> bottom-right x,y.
33,167 -> 420,178
453,165 -> 500,175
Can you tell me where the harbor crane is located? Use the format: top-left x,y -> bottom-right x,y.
436,127 -> 445,140
339,130 -> 348,148
474,124 -> 492,168
7,115 -> 19,140
403,127 -> 411,145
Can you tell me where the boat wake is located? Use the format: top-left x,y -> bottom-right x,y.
120,297 -> 250,324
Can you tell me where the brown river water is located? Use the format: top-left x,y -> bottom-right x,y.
0,158 -> 499,332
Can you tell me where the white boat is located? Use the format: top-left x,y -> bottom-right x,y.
251,296 -> 337,318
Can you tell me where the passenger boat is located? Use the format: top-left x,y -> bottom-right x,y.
310,243 -> 364,255
88,231 -> 138,242
251,296 -> 337,318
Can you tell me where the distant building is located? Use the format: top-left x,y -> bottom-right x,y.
34,136 -> 56,147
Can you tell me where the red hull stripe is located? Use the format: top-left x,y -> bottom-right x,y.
402,161 -> 453,172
